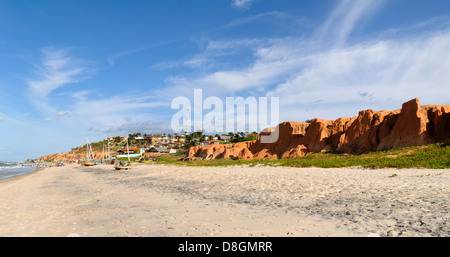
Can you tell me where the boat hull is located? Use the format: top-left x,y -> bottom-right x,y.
115,166 -> 132,170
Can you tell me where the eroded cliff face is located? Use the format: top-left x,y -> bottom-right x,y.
40,151 -> 108,162
187,98 -> 450,160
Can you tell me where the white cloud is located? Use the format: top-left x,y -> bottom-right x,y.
28,48 -> 86,97
153,38 -> 267,71
164,38 -> 311,95
71,90 -> 91,101
56,110 -> 71,117
231,0 -> 257,10
220,11 -> 307,30
318,0 -> 387,46
97,120 -> 171,136
107,40 -> 178,66
24,47 -> 175,138
205,38 -> 266,51
27,47 -> 92,114
70,94 -> 170,135
266,30 -> 450,121
107,47 -> 146,66
0,111 -> 34,127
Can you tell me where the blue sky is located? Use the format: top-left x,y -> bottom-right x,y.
1,0 -> 450,161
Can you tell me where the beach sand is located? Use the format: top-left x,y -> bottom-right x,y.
0,164 -> 448,237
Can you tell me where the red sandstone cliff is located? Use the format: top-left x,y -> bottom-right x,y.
40,151 -> 112,162
187,98 -> 450,160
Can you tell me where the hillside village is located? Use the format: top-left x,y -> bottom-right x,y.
39,131 -> 259,162
106,131 -> 257,149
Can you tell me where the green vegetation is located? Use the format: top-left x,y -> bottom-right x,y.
229,136 -> 251,143
182,131 -> 258,149
183,131 -> 203,150
128,133 -> 153,147
147,142 -> 450,169
116,156 -> 141,162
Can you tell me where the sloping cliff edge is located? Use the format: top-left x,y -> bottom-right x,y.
187,98 -> 450,160
40,151 -> 108,162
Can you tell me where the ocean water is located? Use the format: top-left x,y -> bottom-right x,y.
0,161 -> 36,180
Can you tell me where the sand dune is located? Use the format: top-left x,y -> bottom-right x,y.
0,164 -> 448,237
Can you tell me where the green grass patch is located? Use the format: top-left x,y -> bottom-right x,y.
146,142 -> 450,169
116,156 -> 141,162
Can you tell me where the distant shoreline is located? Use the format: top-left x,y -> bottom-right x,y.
0,167 -> 44,183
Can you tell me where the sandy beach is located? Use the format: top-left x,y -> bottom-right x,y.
0,164 -> 448,237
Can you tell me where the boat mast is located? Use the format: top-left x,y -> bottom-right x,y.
91,144 -> 94,160
86,138 -> 94,161
127,138 -> 131,163
86,141 -> 89,161
107,141 -> 109,161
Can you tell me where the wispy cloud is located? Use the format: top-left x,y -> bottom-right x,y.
107,46 -> 149,66
0,110 -> 35,127
266,30 -> 450,121
153,11 -> 308,72
28,48 -> 87,97
25,47 -> 173,137
164,38 -> 311,95
318,0 -> 387,46
97,120 -> 171,136
107,40 -> 179,66
205,38 -> 267,51
40,110 -> 72,122
153,38 -> 267,71
70,93 -> 170,135
220,11 -> 307,30
27,47 -> 92,115
231,0 -> 257,10
56,110 -> 71,117
70,90 -> 91,101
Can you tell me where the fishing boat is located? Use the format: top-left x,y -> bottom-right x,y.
83,138 -> 97,166
114,165 -> 132,170
114,138 -> 132,170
